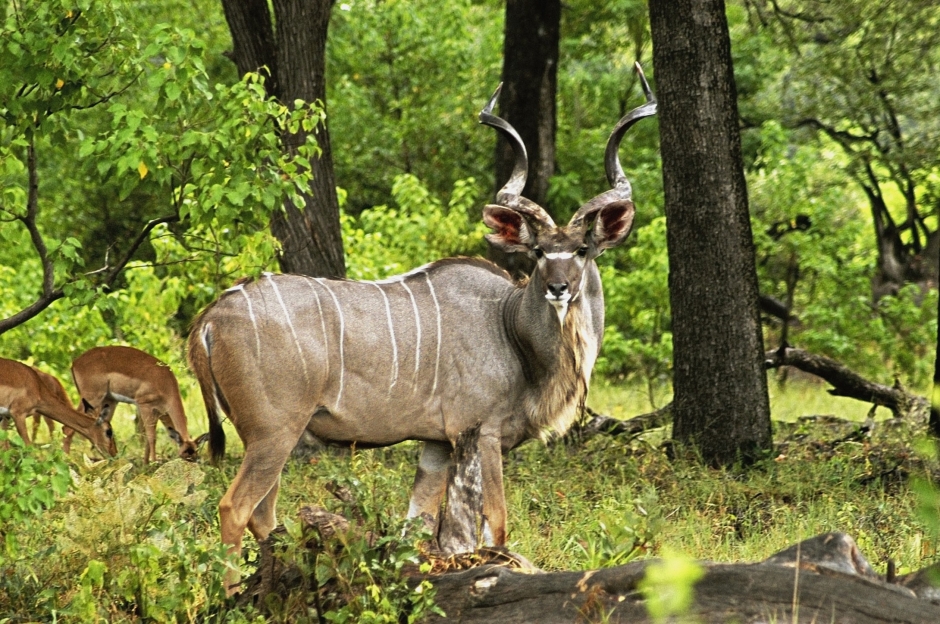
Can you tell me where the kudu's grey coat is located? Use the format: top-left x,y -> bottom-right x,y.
188,68 -> 656,593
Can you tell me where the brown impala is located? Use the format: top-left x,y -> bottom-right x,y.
70,345 -> 204,463
0,358 -> 117,457
189,69 -> 656,593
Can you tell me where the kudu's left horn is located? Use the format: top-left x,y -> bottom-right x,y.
479,83 -> 555,227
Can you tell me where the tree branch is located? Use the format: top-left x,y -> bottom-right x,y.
0,139 -> 67,335
764,347 -> 929,421
100,214 -> 179,290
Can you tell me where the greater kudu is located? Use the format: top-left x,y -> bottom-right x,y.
188,68 -> 656,592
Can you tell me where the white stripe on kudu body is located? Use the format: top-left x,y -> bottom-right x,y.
267,275 -> 310,385
372,283 -> 400,395
399,280 -> 422,391
424,272 -> 442,398
302,278 -> 331,381
315,278 -> 346,408
227,284 -> 262,359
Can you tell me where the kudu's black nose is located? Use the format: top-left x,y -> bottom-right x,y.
547,282 -> 569,298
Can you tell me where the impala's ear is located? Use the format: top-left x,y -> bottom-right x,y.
591,200 -> 636,251
483,204 -> 536,253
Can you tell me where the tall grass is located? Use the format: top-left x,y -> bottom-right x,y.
2,377 -> 935,621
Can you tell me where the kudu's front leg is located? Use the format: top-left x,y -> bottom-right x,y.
407,441 -> 452,530
479,431 -> 506,546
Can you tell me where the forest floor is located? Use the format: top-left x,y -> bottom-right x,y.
3,377 -> 937,622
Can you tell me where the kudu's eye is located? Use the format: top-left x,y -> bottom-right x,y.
577,246 -> 589,257
533,247 -> 544,259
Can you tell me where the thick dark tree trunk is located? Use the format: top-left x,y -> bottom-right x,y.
649,0 -> 771,465
496,0 -> 559,212
931,293 -> 940,437
488,0 -> 560,279
221,0 -> 345,278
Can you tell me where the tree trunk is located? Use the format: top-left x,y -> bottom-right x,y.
648,0 -> 771,465
221,0 -> 345,279
487,0 -> 560,279
931,292 -> 940,437
496,0 -> 560,213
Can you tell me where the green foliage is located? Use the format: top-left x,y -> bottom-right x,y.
597,217 -> 672,400
567,488 -> 663,569
57,460 -> 230,620
343,174 -> 488,280
0,0 -> 320,349
750,121 -> 938,388
250,450 -> 444,623
638,550 -> 704,624
328,0 -> 501,215
0,431 -> 71,557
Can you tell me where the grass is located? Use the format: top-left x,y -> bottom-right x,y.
2,376 -> 937,622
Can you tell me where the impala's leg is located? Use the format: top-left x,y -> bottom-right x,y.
44,416 -> 55,440
137,404 -> 160,464
11,412 -> 32,445
407,441 -> 452,530
30,414 -> 41,442
479,431 -> 506,546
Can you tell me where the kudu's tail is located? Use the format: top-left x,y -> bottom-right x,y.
187,317 -> 227,465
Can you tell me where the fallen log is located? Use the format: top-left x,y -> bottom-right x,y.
424,533 -> 940,623
561,404 -> 672,444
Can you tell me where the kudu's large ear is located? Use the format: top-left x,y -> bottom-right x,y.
483,204 -> 536,253
591,200 -> 636,251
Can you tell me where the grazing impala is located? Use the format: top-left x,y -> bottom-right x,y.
189,71 -> 656,593
70,346 -> 203,463
0,358 -> 117,457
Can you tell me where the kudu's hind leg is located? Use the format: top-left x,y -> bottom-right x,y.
218,418 -> 306,595
407,441 -> 453,530
247,474 -> 280,539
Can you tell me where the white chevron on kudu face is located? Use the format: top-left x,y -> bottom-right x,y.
188,68 -> 656,595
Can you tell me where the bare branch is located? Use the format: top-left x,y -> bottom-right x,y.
764,347 -> 929,421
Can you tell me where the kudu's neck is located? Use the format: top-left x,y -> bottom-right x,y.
504,261 -> 603,384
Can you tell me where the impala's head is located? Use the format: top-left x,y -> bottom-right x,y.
167,429 -> 210,462
480,64 -> 656,320
81,399 -> 118,457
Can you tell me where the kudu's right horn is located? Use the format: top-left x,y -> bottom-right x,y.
570,62 -> 657,229
479,83 -> 555,228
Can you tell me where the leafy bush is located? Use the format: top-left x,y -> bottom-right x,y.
343,174 -> 488,281
0,431 -> 71,557
0,457 -> 237,622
